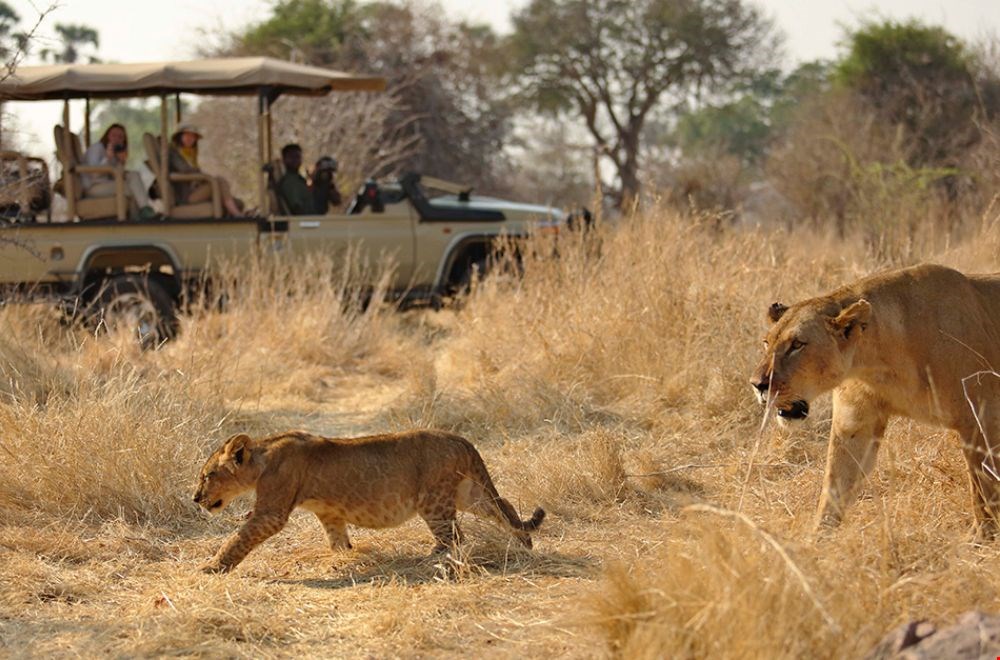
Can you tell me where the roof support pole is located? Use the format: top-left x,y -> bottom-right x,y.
159,95 -> 171,213
84,97 -> 91,146
258,90 -> 271,216
175,93 -> 181,123
61,99 -> 77,216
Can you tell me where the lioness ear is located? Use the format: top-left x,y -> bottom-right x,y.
767,302 -> 788,324
828,299 -> 872,340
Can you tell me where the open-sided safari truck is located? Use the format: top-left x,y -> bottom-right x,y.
0,57 -> 564,344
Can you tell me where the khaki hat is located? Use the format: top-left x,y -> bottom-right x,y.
172,123 -> 203,139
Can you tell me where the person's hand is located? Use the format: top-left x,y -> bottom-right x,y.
105,145 -> 127,165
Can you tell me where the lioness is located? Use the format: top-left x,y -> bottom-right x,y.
193,429 -> 545,573
750,263 -> 1000,538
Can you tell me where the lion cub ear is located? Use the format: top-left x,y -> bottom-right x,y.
223,433 -> 251,465
767,302 -> 788,324
827,299 -> 872,341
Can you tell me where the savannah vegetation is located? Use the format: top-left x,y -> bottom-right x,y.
1,0 -> 1000,657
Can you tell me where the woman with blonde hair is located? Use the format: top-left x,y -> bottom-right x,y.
168,124 -> 244,217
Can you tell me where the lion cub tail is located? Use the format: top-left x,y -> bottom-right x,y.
463,439 -> 546,546
493,497 -> 545,548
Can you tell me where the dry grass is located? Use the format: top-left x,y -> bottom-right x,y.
2,203 -> 1000,656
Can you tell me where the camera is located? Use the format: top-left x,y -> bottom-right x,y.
314,156 -> 337,172
112,143 -> 126,154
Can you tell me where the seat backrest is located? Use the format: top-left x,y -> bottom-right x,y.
142,132 -> 162,178
267,158 -> 291,215
143,132 -> 173,209
53,124 -> 83,202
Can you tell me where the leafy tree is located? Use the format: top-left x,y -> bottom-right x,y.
834,20 -> 997,167
671,61 -> 831,166
41,22 -> 99,63
0,1 -> 19,59
507,0 -> 778,209
237,0 -> 362,64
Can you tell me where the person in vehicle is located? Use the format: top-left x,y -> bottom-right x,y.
277,143 -> 342,215
82,123 -> 156,220
168,124 -> 245,217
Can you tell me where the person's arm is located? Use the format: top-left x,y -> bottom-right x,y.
80,143 -> 113,189
82,142 -> 108,167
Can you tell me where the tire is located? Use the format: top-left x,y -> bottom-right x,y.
91,274 -> 178,348
455,258 -> 489,295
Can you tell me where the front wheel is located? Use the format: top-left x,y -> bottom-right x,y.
91,274 -> 178,348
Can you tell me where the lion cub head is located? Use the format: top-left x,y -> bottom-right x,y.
193,433 -> 259,514
749,298 -> 872,422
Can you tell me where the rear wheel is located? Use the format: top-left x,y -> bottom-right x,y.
91,274 -> 178,348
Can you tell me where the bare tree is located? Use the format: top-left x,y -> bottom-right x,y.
191,87 -> 419,205
507,0 -> 778,210
222,0 -> 513,191
0,2 -> 56,83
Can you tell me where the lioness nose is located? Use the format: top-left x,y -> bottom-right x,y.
751,374 -> 769,393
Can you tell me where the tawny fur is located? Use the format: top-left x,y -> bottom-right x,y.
193,429 -> 545,573
750,263 -> 1000,538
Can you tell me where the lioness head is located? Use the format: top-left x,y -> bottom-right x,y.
193,433 -> 258,514
749,298 -> 872,422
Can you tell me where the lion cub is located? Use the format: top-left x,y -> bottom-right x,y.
193,429 -> 545,573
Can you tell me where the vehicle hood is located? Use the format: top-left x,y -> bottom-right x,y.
430,195 -> 565,221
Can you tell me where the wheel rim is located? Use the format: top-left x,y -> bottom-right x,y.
102,292 -> 161,344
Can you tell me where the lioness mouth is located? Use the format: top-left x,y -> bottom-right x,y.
777,400 -> 809,420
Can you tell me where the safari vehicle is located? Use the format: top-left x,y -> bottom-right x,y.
0,57 -> 564,343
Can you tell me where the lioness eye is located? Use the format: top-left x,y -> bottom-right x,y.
789,339 -> 805,353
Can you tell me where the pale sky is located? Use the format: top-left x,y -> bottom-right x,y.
4,0 -> 999,152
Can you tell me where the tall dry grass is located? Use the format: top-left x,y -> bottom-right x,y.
0,250 -> 411,526
3,201 -> 1000,656
381,202 -> 1000,657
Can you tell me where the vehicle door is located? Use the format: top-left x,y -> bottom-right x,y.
281,200 -> 417,291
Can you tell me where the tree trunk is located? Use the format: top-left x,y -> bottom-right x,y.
617,125 -> 642,212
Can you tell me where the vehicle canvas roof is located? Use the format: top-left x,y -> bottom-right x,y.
0,56 -> 386,100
